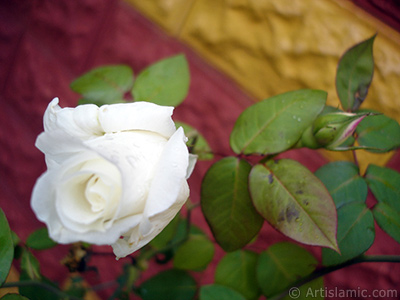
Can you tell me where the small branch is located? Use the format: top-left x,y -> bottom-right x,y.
269,255 -> 400,300
1,280 -> 83,300
352,149 -> 359,168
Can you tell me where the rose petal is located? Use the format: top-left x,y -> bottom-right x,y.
98,102 -> 176,138
112,182 -> 189,258
32,165 -> 143,245
36,129 -> 89,169
111,128 -> 190,258
55,156 -> 121,233
44,98 -> 102,139
144,127 -> 189,218
187,154 -> 198,179
85,131 -> 169,219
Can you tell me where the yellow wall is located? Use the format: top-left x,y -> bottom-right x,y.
126,0 -> 400,170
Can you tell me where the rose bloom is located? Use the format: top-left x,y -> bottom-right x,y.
31,98 -> 196,258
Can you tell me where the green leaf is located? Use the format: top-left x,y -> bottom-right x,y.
199,284 -> 246,300
257,242 -> 317,298
373,202 -> 400,244
0,294 -> 29,300
365,164 -> 400,212
132,54 -> 189,107
230,89 -> 326,155
11,231 -> 20,248
175,122 -> 213,160
356,113 -> 400,152
20,249 -> 41,281
19,273 -> 59,300
215,250 -> 260,300
322,202 -> 375,266
201,157 -> 263,251
138,269 -> 196,300
70,65 -> 133,105
26,228 -> 57,250
150,213 -> 181,250
250,159 -> 338,251
0,208 -> 13,286
315,161 -> 368,209
336,34 -> 376,111
173,234 -> 215,271
19,250 -> 60,300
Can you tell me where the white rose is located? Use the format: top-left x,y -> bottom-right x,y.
31,98 -> 196,258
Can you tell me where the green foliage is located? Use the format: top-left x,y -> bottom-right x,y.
322,202 -> 375,266
132,54 -> 190,107
70,54 -> 191,109
201,157 -> 263,251
20,249 -> 41,281
215,250 -> 260,300
138,269 -> 197,300
356,113 -> 400,152
250,159 -> 338,251
18,249 -> 60,300
315,161 -> 368,209
230,89 -> 326,155
26,228 -> 57,250
173,234 -> 215,271
373,203 -> 400,243
150,213 -> 181,250
199,284 -> 246,300
18,274 -> 59,300
365,164 -> 400,211
256,242 -> 318,298
366,164 -> 400,243
175,122 -> 213,160
71,65 -> 134,105
0,209 -> 13,286
336,35 -> 375,111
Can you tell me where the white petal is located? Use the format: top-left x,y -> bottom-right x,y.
186,154 -> 198,179
112,182 -> 189,258
43,98 -> 61,132
85,131 -> 169,219
36,130 -> 83,167
43,98 -> 102,139
31,170 -> 64,239
32,165 -> 143,245
144,127 -> 189,218
98,102 -> 176,138
55,156 -> 121,233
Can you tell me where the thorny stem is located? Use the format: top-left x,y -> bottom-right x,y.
1,280 -> 83,300
269,255 -> 400,300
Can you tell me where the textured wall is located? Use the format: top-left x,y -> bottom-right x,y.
126,0 -> 400,170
